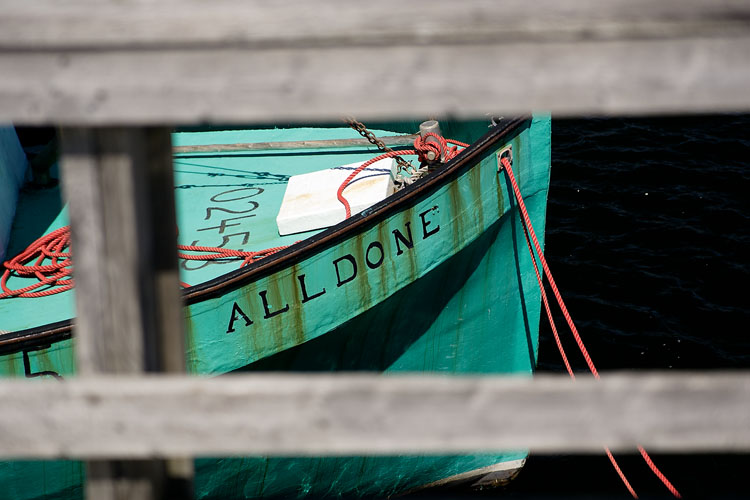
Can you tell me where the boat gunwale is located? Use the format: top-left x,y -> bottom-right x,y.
0,116 -> 529,356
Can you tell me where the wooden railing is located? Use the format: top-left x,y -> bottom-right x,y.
1,373 -> 749,458
3,0 -> 750,123
1,1 -> 748,499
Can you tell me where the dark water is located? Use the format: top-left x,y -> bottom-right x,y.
410,115 -> 749,499
499,115 -> 749,498
540,115 -> 749,372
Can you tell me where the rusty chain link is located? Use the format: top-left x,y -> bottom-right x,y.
344,117 -> 414,174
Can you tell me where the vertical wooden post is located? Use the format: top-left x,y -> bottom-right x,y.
59,127 -> 192,500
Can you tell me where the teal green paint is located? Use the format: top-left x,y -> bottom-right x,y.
0,339 -> 76,378
184,118 -> 550,376
191,117 -> 551,498
0,341 -> 82,500
0,116 -> 551,499
0,460 -> 83,500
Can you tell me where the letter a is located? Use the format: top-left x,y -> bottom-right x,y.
226,302 -> 253,334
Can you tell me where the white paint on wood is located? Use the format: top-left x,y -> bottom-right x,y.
0,372 -> 747,458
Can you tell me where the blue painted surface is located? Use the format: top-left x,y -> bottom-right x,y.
0,127 -> 27,263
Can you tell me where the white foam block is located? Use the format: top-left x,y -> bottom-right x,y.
277,158 -> 397,235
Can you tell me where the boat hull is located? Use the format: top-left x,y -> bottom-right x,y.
0,116 -> 551,499
183,118 -> 550,377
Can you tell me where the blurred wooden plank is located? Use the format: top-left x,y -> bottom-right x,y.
2,0 -> 748,48
59,129 -> 146,374
3,37 -> 749,125
1,0 -> 750,124
60,128 -> 184,375
59,128 -> 189,500
0,372 -> 748,458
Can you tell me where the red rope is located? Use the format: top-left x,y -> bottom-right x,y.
337,133 -> 469,219
520,219 -> 575,378
606,448 -> 639,499
500,157 -> 599,377
638,446 -> 682,498
337,150 -> 416,219
0,226 -> 73,298
498,156 -> 681,498
0,226 -> 290,297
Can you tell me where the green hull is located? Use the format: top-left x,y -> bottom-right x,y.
0,116 -> 551,499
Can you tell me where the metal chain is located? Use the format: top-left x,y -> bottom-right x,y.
344,117 -> 414,174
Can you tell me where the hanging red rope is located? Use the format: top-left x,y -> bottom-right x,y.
498,155 -> 681,499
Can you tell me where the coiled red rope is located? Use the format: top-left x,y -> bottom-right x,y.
337,133 -> 468,218
499,156 -> 681,499
0,226 -> 73,298
0,225 -> 290,297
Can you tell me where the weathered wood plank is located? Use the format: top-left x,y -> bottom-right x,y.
2,0 -> 748,48
60,128 -> 184,375
59,129 -> 144,374
59,128 -> 188,499
1,1 -> 750,123
0,372 -> 747,458
3,37 -> 749,125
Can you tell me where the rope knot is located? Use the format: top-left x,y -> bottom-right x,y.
413,132 -> 466,165
413,132 -> 446,163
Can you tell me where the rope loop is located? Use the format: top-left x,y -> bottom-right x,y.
337,133 -> 469,219
1,226 -> 73,298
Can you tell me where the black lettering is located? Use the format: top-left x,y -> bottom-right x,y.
218,231 -> 250,247
392,222 -> 414,255
419,207 -> 440,239
298,274 -> 326,303
365,241 -> 384,269
333,254 -> 358,287
259,290 -> 290,319
181,259 -> 209,271
226,302 -> 253,333
198,215 -> 256,234
204,202 -> 259,221
210,187 -> 264,203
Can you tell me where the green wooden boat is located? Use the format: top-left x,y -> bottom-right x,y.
0,116 -> 551,499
